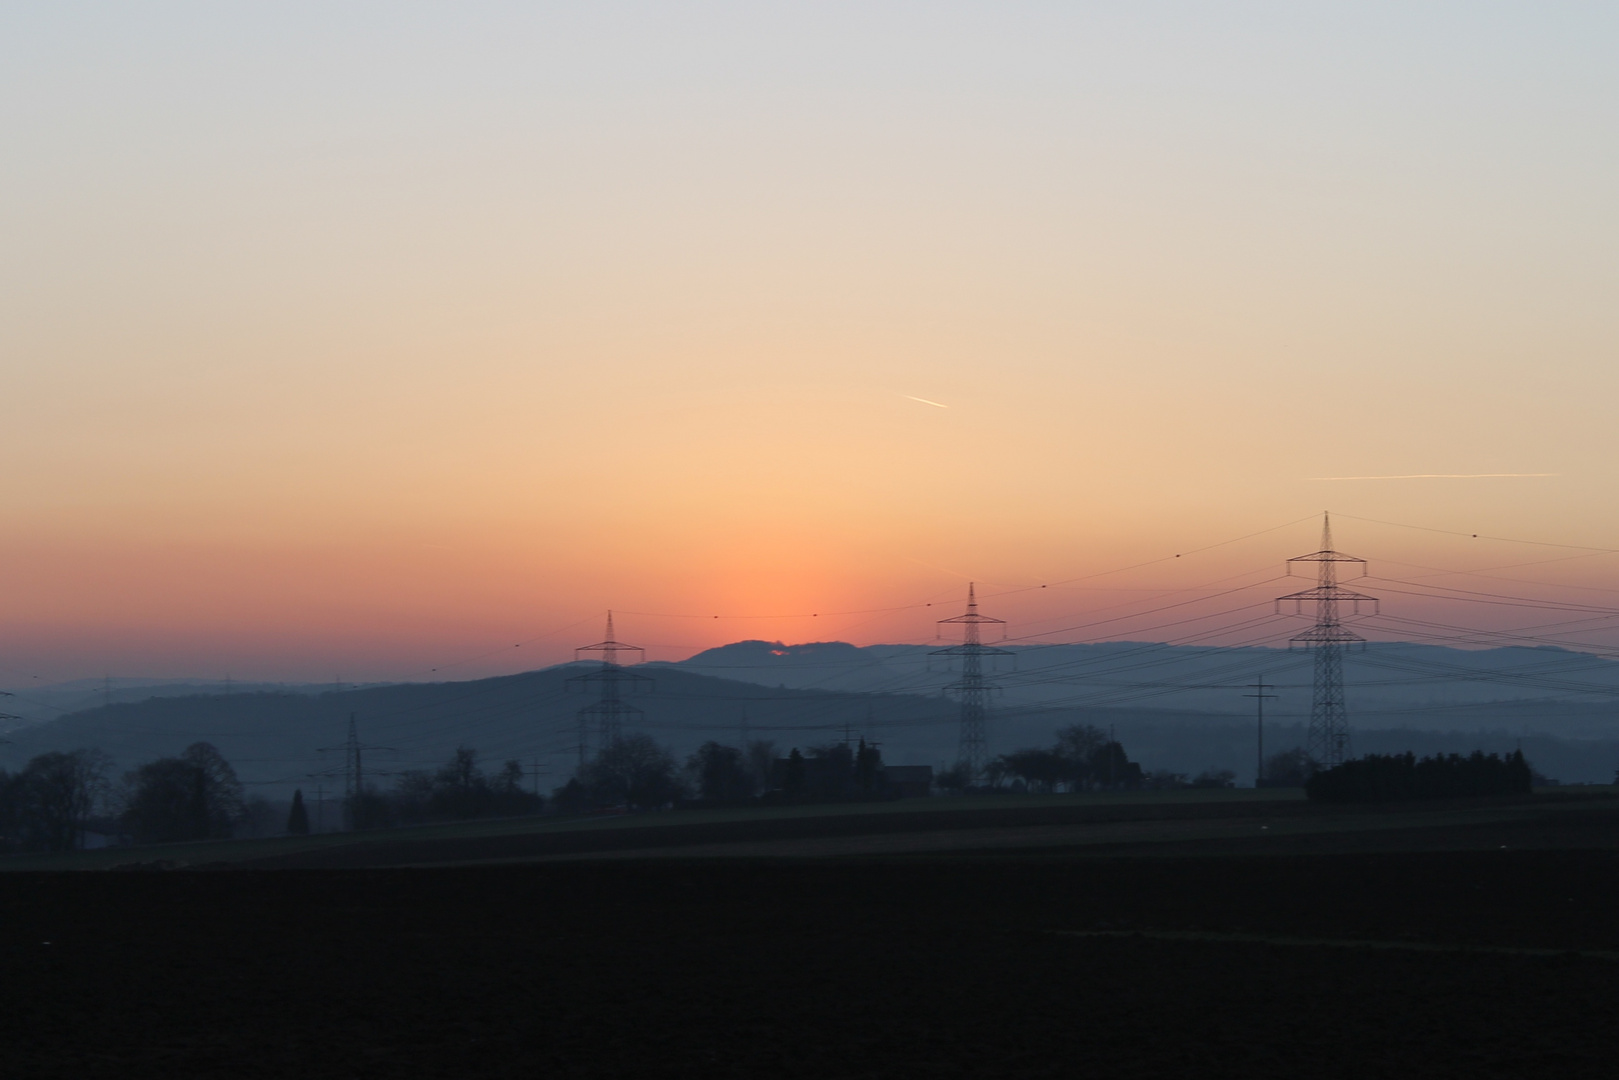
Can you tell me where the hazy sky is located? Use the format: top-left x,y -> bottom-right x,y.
3,3 -> 1618,681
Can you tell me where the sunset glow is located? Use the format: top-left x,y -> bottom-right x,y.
3,4 -> 1618,684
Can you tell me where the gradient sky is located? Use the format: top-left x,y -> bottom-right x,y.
3,2 -> 1618,683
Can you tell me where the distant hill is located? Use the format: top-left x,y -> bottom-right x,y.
0,665 -> 964,800
0,677 -> 357,731
6,654 -> 1619,794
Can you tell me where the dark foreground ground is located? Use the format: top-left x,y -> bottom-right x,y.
4,842 -> 1619,1078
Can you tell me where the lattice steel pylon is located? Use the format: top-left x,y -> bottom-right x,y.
933,583 -> 1011,783
1276,513 -> 1378,768
567,611 -> 653,772
315,713 -> 393,830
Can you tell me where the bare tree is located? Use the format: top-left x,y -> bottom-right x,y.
9,749 -> 112,852
122,742 -> 244,843
582,734 -> 685,808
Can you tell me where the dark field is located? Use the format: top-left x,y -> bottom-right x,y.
4,795 -> 1618,1077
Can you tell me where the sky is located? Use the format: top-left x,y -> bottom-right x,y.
3,2 -> 1619,683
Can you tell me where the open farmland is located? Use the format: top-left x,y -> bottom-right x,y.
4,790 -> 1619,1076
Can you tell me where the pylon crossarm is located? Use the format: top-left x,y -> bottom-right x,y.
566,668 -> 655,691
576,641 -> 645,654
1287,550 -> 1367,564
1275,589 -> 1379,616
1290,627 -> 1366,647
930,644 -> 1015,657
578,700 -> 645,717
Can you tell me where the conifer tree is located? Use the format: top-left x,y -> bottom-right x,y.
286,788 -> 310,835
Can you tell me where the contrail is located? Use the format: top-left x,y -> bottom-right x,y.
904,395 -> 949,409
1311,473 -> 1559,481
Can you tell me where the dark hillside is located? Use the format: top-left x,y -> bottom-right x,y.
0,666 -> 957,796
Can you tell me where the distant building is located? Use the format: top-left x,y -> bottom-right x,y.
884,765 -> 933,798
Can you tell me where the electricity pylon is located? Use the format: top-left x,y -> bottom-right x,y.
933,583 -> 1011,784
316,713 -> 393,830
567,611 -> 652,772
1276,513 -> 1378,768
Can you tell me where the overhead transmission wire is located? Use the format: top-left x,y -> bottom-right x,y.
1362,613 -> 1619,659
1333,512 -> 1619,555
1373,551 -> 1619,595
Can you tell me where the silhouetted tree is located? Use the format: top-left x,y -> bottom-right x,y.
0,768 -> 14,849
581,734 -> 684,808
384,748 -> 540,823
1307,750 -> 1533,803
783,748 -> 807,798
430,745 -> 495,819
286,789 -> 310,835
122,742 -> 244,844
6,749 -> 112,852
746,740 -> 777,793
492,759 -> 542,816
496,759 -> 526,794
1262,748 -> 1314,787
1055,724 -> 1108,787
390,769 -> 436,823
855,739 -> 882,795
805,743 -> 856,799
1088,741 -> 1143,790
687,742 -> 753,803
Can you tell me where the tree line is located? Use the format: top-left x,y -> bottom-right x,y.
0,742 -> 551,853
346,746 -> 544,829
1305,750 -> 1533,803
943,725 -> 1147,794
0,743 -> 246,854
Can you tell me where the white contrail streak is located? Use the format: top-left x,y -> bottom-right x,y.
903,395 -> 950,409
1311,473 -> 1559,481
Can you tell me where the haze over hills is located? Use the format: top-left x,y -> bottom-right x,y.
673,639 -> 1619,735
0,666 -> 959,801
4,638 -> 1619,794
0,677 -> 370,730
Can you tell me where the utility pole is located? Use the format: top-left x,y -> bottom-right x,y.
568,612 -> 653,773
531,757 -> 543,796
314,783 -> 325,833
1277,513 -> 1378,769
933,584 -> 1011,785
1245,676 -> 1277,786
